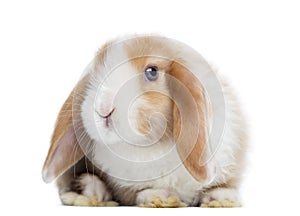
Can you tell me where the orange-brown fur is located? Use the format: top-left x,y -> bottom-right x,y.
168,61 -> 208,182
137,91 -> 173,138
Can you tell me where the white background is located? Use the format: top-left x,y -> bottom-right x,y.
0,0 -> 300,215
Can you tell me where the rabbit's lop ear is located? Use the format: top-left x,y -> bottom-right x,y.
42,77 -> 89,183
169,61 -> 213,182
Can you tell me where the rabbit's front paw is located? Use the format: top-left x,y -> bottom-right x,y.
200,188 -> 241,208
136,189 -> 187,208
60,173 -> 117,206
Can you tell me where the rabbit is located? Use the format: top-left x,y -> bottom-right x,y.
42,35 -> 247,207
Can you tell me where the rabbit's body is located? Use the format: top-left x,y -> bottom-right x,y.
43,35 -> 247,207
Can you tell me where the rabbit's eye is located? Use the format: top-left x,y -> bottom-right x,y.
145,66 -> 158,81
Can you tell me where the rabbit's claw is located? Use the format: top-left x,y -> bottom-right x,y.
60,192 -> 119,207
201,200 -> 241,208
139,196 -> 187,208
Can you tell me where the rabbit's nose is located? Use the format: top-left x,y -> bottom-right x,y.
96,108 -> 115,127
96,108 -> 115,119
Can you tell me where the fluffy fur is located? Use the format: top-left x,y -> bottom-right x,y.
42,35 -> 247,207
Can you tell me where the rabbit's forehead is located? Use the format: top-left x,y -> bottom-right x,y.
124,36 -> 173,73
94,36 -> 173,79
125,36 -> 173,58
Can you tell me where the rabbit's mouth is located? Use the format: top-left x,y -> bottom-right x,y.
96,108 -> 115,127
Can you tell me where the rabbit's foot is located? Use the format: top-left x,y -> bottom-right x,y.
60,192 -> 118,206
201,200 -> 241,208
60,173 -> 117,206
137,189 -> 186,208
200,187 -> 241,208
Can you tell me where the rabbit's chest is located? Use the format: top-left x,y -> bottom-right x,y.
92,139 -> 203,205
108,162 -> 202,205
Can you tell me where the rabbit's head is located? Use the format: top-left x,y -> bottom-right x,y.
43,35 -> 220,184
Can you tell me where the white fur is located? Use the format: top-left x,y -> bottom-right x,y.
78,173 -> 111,202
136,188 -> 177,205
201,188 -> 240,203
80,36 -> 246,206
